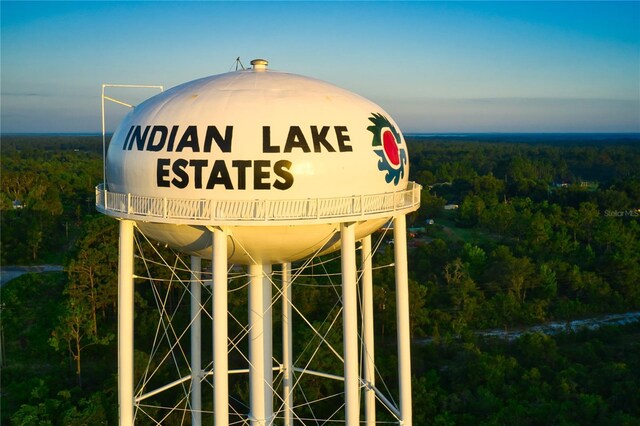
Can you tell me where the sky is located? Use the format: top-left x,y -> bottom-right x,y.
1,1 -> 639,134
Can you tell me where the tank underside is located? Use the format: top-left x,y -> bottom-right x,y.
137,217 -> 389,264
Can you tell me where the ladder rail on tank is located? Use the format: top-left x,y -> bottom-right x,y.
101,84 -> 164,193
95,182 -> 422,224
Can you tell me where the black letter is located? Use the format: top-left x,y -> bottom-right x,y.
128,125 -> 150,151
273,160 -> 294,190
157,158 -> 171,187
171,159 -> 189,189
254,160 -> 271,190
232,160 -> 252,190
335,126 -> 352,152
167,126 -> 179,152
204,126 -> 233,153
176,126 -> 200,152
147,126 -> 168,151
284,126 -> 311,153
262,126 -> 279,153
122,126 -> 135,150
206,160 -> 233,189
311,126 -> 335,152
190,159 -> 208,189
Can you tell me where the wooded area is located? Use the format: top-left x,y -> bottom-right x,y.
1,134 -> 638,424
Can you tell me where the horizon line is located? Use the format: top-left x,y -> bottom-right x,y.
2,131 -> 639,137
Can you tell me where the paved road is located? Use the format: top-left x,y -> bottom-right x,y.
478,311 -> 640,341
415,311 -> 640,345
0,265 -> 64,287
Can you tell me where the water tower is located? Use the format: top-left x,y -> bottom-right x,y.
97,59 -> 420,425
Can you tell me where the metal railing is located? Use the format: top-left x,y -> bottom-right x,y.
96,182 -> 421,225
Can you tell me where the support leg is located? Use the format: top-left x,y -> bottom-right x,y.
394,215 -> 413,426
118,220 -> 135,425
361,235 -> 376,425
249,264 -> 266,426
190,256 -> 202,426
341,222 -> 360,425
263,264 -> 273,424
281,262 -> 293,426
212,228 -> 229,425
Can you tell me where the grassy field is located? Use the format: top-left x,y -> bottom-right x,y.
424,213 -> 497,245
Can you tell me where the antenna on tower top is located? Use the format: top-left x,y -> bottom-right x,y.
233,57 -> 245,71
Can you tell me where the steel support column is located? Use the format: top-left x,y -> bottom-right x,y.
281,262 -> 293,426
249,263 -> 272,425
341,222 -> 359,425
190,256 -> 202,426
118,219 -> 135,425
394,215 -> 413,425
212,228 -> 229,425
263,264 -> 273,424
361,235 -> 376,425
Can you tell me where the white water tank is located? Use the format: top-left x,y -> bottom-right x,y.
101,59 -> 419,264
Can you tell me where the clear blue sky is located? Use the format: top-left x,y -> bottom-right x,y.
2,1 -> 639,133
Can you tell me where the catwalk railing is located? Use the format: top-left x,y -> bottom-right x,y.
96,182 -> 422,225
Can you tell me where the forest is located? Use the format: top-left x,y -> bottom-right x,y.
1,134 -> 639,424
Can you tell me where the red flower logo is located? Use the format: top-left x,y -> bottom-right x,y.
367,113 -> 406,185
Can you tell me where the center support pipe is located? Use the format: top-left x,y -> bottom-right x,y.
212,228 -> 229,425
281,263 -> 293,426
249,263 -> 273,425
190,256 -> 202,426
263,264 -> 273,423
341,222 -> 360,425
